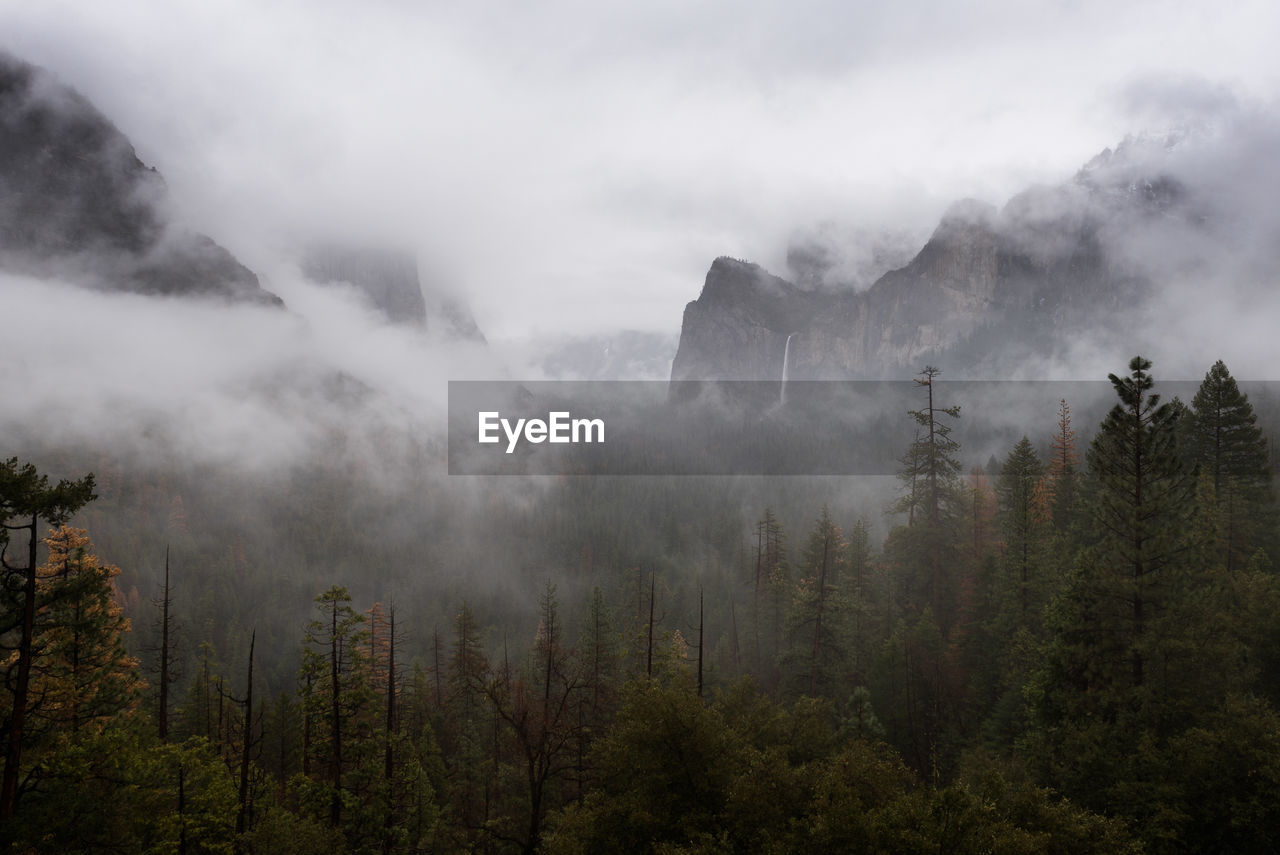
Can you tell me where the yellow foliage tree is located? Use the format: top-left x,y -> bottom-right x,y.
29,527 -> 143,734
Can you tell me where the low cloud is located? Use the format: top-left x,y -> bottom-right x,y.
6,1 -> 1278,338
1,268 -> 499,474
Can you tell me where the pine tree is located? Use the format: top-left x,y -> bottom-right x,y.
838,685 -> 885,742
579,586 -> 619,720
0,459 -> 96,818
782,508 -> 846,700
1190,361 -> 1270,492
444,602 -> 490,840
749,510 -> 788,684
299,585 -> 375,830
261,690 -> 304,797
1189,360 -> 1275,570
996,437 -> 1047,626
1047,399 -> 1080,533
32,528 -> 142,730
904,366 -> 963,528
380,605 -> 396,854
1028,360 -> 1191,721
871,611 -> 946,777
234,630 -> 258,836
151,545 -> 179,742
177,640 -> 220,745
360,602 -> 439,854
576,586 -> 619,803
0,525 -> 143,818
844,519 -> 877,685
1083,356 -> 1194,690
889,367 -> 964,628
966,466 -> 998,564
393,665 -> 446,851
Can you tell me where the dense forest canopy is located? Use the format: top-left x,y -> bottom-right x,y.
3,355 -> 1279,853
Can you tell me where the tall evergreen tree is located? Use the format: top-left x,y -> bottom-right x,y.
1024,359 -> 1224,831
444,602 -> 490,841
0,526 -> 142,814
234,630 -> 258,837
749,510 -> 788,684
1190,360 -> 1270,492
897,367 -> 963,528
844,519 -> 877,685
0,459 -> 96,818
150,545 -> 179,743
964,466 -> 998,566
1083,356 -> 1194,689
781,507 -> 846,700
576,586 -> 619,804
299,585 -> 375,830
1047,398 -> 1080,533
889,366 -> 964,629
996,437 -> 1047,627
1189,359 -> 1275,570
579,586 -> 619,719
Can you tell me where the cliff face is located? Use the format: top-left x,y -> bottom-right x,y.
670,258 -> 813,381
302,246 -> 429,325
301,244 -> 486,340
671,147 -> 1178,381
0,52 -> 280,305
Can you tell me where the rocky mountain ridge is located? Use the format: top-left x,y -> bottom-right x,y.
671,140 -> 1196,381
0,52 -> 487,342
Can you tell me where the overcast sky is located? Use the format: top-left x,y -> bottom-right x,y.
6,0 -> 1280,339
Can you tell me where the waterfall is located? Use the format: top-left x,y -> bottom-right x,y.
780,334 -> 794,405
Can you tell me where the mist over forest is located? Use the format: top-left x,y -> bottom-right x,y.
5,5 -> 1280,852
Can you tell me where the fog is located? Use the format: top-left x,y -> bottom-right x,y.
7,1 -> 1279,339
5,3 -> 1280,685
1,268 -> 506,472
6,75 -> 1280,474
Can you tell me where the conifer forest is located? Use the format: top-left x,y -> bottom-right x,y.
5,357 -> 1280,854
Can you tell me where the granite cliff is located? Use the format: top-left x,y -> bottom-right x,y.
671,140 -> 1192,381
301,244 -> 485,340
302,246 -> 429,325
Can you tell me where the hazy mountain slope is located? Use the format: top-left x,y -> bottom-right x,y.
0,52 -> 280,305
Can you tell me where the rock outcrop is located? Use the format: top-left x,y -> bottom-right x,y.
300,244 -> 486,340
670,145 -> 1182,381
302,246 -> 428,325
670,258 -> 808,381
0,52 -> 280,305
